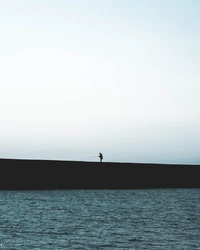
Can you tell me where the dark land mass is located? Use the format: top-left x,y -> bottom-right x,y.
0,158 -> 199,190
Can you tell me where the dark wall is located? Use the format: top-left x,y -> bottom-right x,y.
0,159 -> 199,190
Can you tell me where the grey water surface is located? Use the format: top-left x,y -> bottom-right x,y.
0,189 -> 200,249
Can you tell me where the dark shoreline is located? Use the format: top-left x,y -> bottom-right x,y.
0,158 -> 199,190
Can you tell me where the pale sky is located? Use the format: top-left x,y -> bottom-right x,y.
0,0 -> 200,163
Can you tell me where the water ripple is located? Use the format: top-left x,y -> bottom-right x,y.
0,189 -> 200,249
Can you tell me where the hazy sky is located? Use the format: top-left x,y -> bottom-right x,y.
0,0 -> 200,163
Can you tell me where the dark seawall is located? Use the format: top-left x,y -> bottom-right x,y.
0,158 -> 200,190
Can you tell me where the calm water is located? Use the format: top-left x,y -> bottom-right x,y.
0,189 -> 200,249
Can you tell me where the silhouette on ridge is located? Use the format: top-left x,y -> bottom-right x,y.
99,153 -> 103,162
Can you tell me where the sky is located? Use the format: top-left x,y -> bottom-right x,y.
0,0 -> 200,163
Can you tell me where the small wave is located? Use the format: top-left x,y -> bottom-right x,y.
128,237 -> 143,242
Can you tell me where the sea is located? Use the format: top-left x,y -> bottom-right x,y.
0,189 -> 200,249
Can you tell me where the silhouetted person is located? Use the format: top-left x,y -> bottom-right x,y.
99,153 -> 103,162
